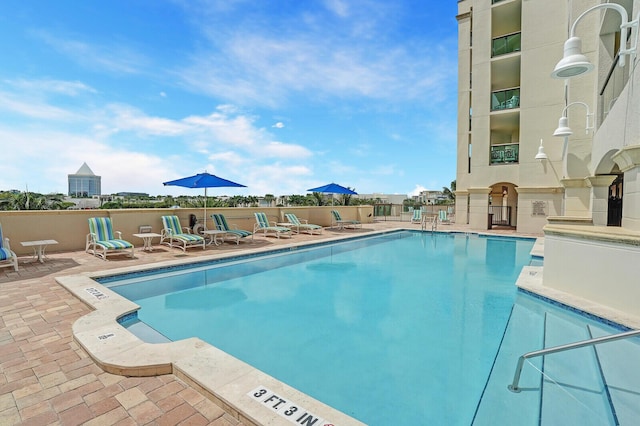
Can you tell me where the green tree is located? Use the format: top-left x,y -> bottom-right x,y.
442,180 -> 456,201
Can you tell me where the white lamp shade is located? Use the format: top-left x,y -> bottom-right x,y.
535,140 -> 548,161
553,116 -> 573,137
551,37 -> 595,79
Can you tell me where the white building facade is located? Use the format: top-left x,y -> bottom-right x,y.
457,0 -> 640,318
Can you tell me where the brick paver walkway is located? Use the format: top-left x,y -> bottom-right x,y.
0,221 -> 523,425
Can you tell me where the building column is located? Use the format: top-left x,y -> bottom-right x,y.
467,187 -> 491,230
454,190 -> 469,224
560,178 -> 591,217
612,145 -> 640,231
586,175 -> 617,226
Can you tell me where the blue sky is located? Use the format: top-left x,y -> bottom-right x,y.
0,0 -> 458,198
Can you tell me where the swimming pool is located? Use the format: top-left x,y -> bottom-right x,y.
95,230 -> 640,425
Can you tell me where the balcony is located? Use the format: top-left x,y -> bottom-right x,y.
492,32 -> 521,57
491,88 -> 520,111
490,143 -> 519,165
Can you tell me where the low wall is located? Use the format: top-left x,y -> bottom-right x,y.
543,224 -> 640,319
0,206 -> 373,256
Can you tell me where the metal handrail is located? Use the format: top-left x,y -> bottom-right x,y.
508,329 -> 640,392
420,214 -> 438,232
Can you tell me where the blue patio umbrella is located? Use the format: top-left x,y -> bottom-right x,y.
307,182 -> 357,205
163,172 -> 246,229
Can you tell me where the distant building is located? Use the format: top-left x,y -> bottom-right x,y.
68,163 -> 101,197
356,193 -> 407,205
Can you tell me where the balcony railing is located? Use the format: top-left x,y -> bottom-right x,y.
492,32 -> 521,57
491,88 -> 520,111
490,143 -> 519,165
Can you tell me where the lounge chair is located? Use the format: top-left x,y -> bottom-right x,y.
211,213 -> 253,244
411,209 -> 422,224
160,215 -> 206,251
330,210 -> 361,230
0,222 -> 18,271
86,217 -> 134,260
284,213 -> 323,235
439,210 -> 451,225
253,212 -> 292,239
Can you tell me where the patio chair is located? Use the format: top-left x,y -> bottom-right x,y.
86,217 -> 135,260
253,212 -> 292,239
160,215 -> 206,252
0,222 -> 18,271
330,210 -> 361,230
211,213 -> 253,243
284,213 -> 323,235
411,209 -> 422,224
439,210 -> 451,225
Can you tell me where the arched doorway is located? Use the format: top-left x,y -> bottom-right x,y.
488,182 -> 517,228
607,174 -> 623,226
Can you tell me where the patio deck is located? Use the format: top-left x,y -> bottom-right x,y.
0,220 -> 521,425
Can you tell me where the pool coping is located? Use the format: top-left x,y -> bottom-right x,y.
56,230 -> 392,426
515,267 -> 640,330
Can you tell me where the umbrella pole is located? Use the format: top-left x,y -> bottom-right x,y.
203,188 -> 207,230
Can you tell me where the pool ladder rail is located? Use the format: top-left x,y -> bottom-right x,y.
508,328 -> 640,392
421,214 -> 438,232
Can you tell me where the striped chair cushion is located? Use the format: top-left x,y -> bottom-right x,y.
88,217 -> 115,241
211,214 -> 251,238
173,234 -> 202,242
162,215 -> 182,235
284,213 -> 302,225
0,248 -> 11,261
0,222 -> 4,249
96,239 -> 133,249
255,212 -> 270,228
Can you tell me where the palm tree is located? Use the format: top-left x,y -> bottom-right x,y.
311,192 -> 324,206
442,180 -> 456,201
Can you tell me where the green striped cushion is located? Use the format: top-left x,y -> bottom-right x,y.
96,239 -> 133,249
0,248 -> 11,260
88,217 -> 115,241
173,234 -> 203,242
162,215 -> 182,234
255,212 -> 270,228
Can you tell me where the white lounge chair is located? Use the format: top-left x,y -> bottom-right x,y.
86,217 -> 135,260
284,213 -> 323,235
253,212 -> 292,239
0,222 -> 18,271
411,209 -> 422,224
211,213 -> 253,243
330,210 -> 361,230
160,215 -> 206,251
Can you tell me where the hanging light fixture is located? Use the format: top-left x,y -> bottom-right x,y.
551,3 -> 639,79
535,139 -> 548,161
552,102 -> 593,137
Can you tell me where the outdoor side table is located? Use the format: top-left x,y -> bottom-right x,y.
202,229 -> 240,246
20,239 -> 58,263
132,233 -> 162,251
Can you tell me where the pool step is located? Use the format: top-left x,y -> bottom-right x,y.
471,301 -> 545,425
539,312 -> 615,425
472,294 -> 640,426
588,325 -> 640,425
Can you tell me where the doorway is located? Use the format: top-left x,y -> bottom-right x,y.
607,174 -> 623,226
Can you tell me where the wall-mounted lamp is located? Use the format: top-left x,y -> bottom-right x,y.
535,139 -> 548,161
552,101 -> 594,137
551,3 -> 639,79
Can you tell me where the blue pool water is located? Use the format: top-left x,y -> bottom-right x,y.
99,231 -> 640,425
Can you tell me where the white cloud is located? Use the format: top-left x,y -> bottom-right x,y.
409,185 -> 426,197
272,122 -> 284,128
